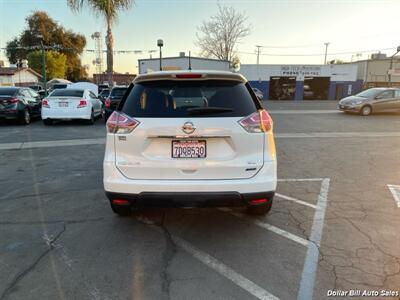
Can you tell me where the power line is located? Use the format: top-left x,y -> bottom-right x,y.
237,47 -> 397,57
0,46 -> 158,54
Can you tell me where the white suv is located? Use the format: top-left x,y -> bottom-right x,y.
103,71 -> 277,216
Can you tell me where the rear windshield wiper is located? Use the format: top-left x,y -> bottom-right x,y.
187,106 -> 233,115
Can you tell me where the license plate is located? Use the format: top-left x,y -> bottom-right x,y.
58,102 -> 69,107
172,140 -> 206,158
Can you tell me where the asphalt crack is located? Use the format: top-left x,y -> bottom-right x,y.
0,223 -> 66,300
134,211 -> 177,300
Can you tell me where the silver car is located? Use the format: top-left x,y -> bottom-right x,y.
338,88 -> 400,116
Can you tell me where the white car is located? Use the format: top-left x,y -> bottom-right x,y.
41,89 -> 102,125
103,70 -> 277,216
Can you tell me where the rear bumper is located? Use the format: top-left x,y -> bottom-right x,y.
105,191 -> 274,208
0,110 -> 19,120
41,108 -> 91,120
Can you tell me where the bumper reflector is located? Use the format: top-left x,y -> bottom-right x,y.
111,199 -> 130,205
250,198 -> 268,205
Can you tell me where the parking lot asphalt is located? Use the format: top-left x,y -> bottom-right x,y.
0,101 -> 399,300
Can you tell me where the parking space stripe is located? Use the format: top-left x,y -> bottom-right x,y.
269,110 -> 337,114
387,184 -> 400,208
219,208 -> 309,247
278,178 -> 324,182
275,193 -> 318,209
172,234 -> 280,300
297,178 -> 330,300
137,216 -> 280,300
275,132 -> 400,138
1,131 -> 400,151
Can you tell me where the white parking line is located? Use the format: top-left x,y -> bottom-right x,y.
172,235 -> 280,300
297,178 -> 330,300
275,132 -> 400,138
1,131 -> 400,151
275,193 -> 317,209
278,178 -> 324,182
387,184 -> 400,208
137,215 -> 280,300
269,110 -> 337,114
219,208 -> 309,247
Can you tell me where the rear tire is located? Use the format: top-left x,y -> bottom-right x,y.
246,202 -> 272,215
360,105 -> 372,116
111,203 -> 131,216
43,119 -> 53,126
87,110 -> 95,125
19,109 -> 30,125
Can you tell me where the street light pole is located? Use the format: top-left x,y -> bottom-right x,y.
40,41 -> 47,97
389,46 -> 400,86
157,39 -> 164,71
324,42 -> 330,64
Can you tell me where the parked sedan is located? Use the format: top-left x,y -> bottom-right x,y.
104,86 -> 128,121
0,87 -> 42,124
41,89 -> 102,125
338,88 -> 400,116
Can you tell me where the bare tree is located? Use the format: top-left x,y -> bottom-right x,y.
196,5 -> 251,61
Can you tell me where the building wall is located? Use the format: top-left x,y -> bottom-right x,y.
139,57 -> 230,74
350,57 -> 400,84
0,69 -> 39,86
93,73 -> 136,85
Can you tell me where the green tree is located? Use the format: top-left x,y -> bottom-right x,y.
5,11 -> 87,81
27,51 -> 67,80
67,0 -> 134,85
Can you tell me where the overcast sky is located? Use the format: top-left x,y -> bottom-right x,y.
1,0 -> 399,75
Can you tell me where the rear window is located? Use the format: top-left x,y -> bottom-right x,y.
111,88 -> 127,97
0,88 -> 17,96
50,89 -> 84,97
121,80 -> 259,118
53,84 -> 68,89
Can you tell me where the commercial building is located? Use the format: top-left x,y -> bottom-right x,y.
240,64 -> 361,100
137,54 -> 361,100
93,72 -> 136,86
138,54 -> 230,74
0,67 -> 42,87
348,54 -> 400,89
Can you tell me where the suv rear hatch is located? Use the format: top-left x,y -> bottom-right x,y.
110,76 -> 270,180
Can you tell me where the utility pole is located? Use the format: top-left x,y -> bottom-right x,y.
40,41 -> 47,97
255,45 -> 262,65
389,46 -> 400,86
157,39 -> 164,71
324,42 -> 330,65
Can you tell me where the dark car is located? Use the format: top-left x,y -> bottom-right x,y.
98,88 -> 110,104
338,88 -> 400,116
0,87 -> 42,124
104,86 -> 128,121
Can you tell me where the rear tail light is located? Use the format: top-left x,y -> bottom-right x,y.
239,109 -> 273,133
106,111 -> 140,134
105,98 -> 111,108
77,100 -> 87,108
42,99 -> 49,108
9,98 -> 18,104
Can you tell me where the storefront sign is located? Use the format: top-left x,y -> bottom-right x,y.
281,66 -> 321,78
